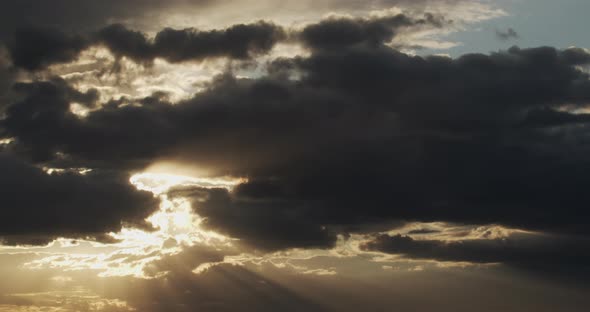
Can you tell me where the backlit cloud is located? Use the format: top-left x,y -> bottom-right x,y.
0,1 -> 589,311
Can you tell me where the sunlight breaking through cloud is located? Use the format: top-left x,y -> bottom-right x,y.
18,172 -> 243,279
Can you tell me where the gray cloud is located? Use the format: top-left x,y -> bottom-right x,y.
496,27 -> 519,41
6,22 -> 285,71
8,27 -> 91,71
0,0 -> 477,39
0,0 -> 218,40
97,22 -> 286,64
363,233 -> 590,282
0,153 -> 158,245
5,13 -> 445,71
0,3 -> 590,292
1,2 -> 590,311
299,13 -> 449,50
3,45 -> 590,251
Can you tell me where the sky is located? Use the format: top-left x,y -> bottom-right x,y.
0,0 -> 589,311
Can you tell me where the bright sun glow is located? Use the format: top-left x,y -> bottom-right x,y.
130,172 -> 242,194
16,172 -> 243,279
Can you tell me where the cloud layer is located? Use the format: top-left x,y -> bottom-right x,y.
0,2 -> 590,310
0,154 -> 158,245
5,13 -> 447,71
2,42 -> 590,253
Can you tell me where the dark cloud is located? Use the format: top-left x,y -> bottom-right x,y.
0,48 -> 16,110
2,1 -> 590,309
6,13 -> 447,70
152,22 -> 285,62
0,0 -> 218,40
300,13 -> 449,50
0,0 -> 470,41
495,27 -> 519,41
560,47 -> 590,64
7,22 -> 285,70
7,21 -> 285,71
7,26 -> 90,71
94,24 -> 155,65
406,228 -> 441,235
0,153 -> 158,245
363,233 -> 590,281
171,186 -> 338,251
0,77 -> 100,161
520,107 -> 590,128
3,45 -> 590,250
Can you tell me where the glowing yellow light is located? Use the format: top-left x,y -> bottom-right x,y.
10,172 -> 240,278
130,172 -> 242,194
0,138 -> 14,145
69,102 -> 90,117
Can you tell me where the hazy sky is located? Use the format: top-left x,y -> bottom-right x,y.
0,1 -> 589,311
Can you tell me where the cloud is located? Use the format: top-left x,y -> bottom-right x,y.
96,21 -> 286,64
6,22 -> 285,71
0,47 -> 15,109
362,232 -> 590,281
7,26 -> 91,71
170,186 -> 338,251
2,10 -> 590,284
299,13 -> 449,50
0,0 -> 219,40
0,153 -> 158,245
142,244 -> 233,277
406,228 -> 441,235
495,27 -> 519,41
151,22 -> 286,63
3,44 -> 590,251
84,251 -> 590,312
0,0 -> 495,39
5,13 -> 446,71
2,2 -> 590,311
2,248 -> 589,312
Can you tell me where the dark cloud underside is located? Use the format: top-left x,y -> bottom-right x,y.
299,13 -> 449,50
8,27 -> 91,71
0,0 -> 467,40
2,43 -> 590,251
0,154 -> 158,245
363,233 -> 590,281
0,0 -> 218,39
0,2 -> 589,295
4,13 -> 445,71
7,22 -> 285,71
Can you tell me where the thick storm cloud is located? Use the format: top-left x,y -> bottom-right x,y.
0,154 -> 158,245
170,186 -> 339,250
3,42 -> 590,250
8,27 -> 91,71
97,22 -> 286,64
0,0 -> 466,41
4,13 -> 447,71
300,13 -> 448,50
6,22 -> 285,71
0,48 -> 15,109
0,2 -> 589,277
2,1 -> 590,311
